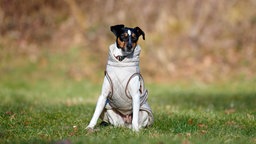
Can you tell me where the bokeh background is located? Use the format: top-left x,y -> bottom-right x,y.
1,0 -> 256,84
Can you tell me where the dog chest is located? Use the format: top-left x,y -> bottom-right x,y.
105,43 -> 141,114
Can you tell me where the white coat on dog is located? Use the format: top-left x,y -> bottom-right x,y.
86,25 -> 153,132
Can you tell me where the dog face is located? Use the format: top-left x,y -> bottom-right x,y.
111,24 -> 145,55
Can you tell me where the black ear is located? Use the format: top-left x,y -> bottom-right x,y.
110,24 -> 125,37
134,27 -> 145,40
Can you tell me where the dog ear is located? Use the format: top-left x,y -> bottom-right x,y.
134,27 -> 145,40
110,24 -> 125,37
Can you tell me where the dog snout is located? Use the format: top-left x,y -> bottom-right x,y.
127,43 -> 133,50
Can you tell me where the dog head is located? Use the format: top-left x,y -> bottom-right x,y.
110,24 -> 145,55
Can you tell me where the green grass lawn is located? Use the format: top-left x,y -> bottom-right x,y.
0,52 -> 256,143
1,75 -> 255,144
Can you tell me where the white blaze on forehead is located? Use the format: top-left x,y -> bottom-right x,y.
128,30 -> 131,36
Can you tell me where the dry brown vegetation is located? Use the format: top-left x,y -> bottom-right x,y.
1,0 -> 256,83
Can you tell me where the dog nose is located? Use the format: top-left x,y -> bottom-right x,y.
127,44 -> 133,50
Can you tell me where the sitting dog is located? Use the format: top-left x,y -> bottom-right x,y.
86,24 -> 154,132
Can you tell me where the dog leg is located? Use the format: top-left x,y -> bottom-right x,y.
105,109 -> 125,126
127,76 -> 141,132
138,110 -> 149,128
86,77 -> 110,130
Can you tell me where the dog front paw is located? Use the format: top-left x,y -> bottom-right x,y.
132,124 -> 140,132
85,126 -> 95,133
132,127 -> 140,132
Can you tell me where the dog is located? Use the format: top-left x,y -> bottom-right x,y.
86,24 -> 153,132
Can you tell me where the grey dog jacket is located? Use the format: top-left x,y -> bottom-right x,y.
104,43 -> 153,124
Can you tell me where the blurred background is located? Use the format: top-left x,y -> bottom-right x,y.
1,0 -> 256,84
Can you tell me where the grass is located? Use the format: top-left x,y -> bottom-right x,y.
1,76 -> 256,144
0,50 -> 256,144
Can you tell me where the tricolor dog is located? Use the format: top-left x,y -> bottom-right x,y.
86,24 -> 154,132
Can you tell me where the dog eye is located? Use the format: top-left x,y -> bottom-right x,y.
120,35 -> 128,41
132,36 -> 137,42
